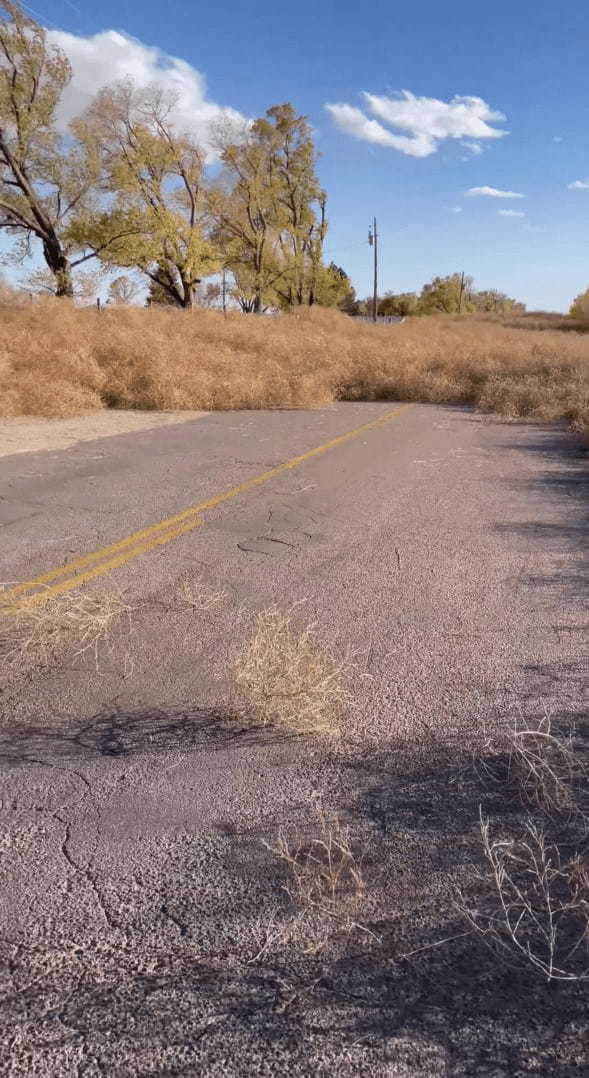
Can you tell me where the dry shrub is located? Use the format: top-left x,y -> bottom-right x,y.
507,712 -> 587,821
467,815 -> 589,981
234,609 -> 348,734
467,712 -> 589,980
0,588 -> 129,667
0,302 -> 588,434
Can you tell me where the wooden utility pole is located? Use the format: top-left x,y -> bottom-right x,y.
222,267 -> 227,316
368,218 -> 378,322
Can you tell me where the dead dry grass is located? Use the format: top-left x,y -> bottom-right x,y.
258,801 -> 376,955
0,588 -> 130,668
235,609 -> 348,735
0,301 -> 588,434
466,711 -> 589,981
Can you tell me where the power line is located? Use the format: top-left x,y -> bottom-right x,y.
18,1 -> 60,29
323,240 -> 371,257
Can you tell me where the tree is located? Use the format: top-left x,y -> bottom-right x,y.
312,262 -> 353,308
74,81 -> 219,308
378,291 -> 418,317
418,273 -> 474,314
107,273 -> 141,305
337,285 -> 360,316
210,103 -> 327,313
263,104 -> 327,309
569,288 -> 589,320
471,289 -> 525,314
0,1 -> 102,295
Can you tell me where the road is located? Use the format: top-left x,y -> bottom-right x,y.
0,402 -> 587,1076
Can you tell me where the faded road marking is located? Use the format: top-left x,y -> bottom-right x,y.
2,405 -> 409,612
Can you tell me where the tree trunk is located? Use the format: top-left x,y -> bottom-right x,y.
180,275 -> 199,309
43,237 -> 74,298
55,262 -> 74,298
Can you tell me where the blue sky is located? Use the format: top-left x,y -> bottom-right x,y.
10,0 -> 589,310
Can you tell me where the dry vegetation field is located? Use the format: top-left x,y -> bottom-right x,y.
1,300 -> 588,434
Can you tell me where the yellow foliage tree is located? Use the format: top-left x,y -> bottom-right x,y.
73,81 -> 219,308
0,1 -> 103,295
210,104 -> 327,312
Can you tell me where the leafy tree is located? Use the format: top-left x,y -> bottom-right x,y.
378,291 -> 418,317
211,103 -> 327,312
569,288 -> 589,320
418,273 -> 474,314
208,118 -> 281,314
311,262 -> 353,308
471,289 -> 525,314
0,1 -> 102,295
337,284 -> 360,315
107,273 -> 141,305
264,104 -> 327,308
74,81 -> 219,308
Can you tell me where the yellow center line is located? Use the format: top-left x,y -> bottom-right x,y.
1,404 -> 409,612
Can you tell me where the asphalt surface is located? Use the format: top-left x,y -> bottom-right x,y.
0,402 -> 587,1076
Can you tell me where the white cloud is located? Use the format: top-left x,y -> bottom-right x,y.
325,90 -> 507,158
553,136 -> 563,143
568,179 -> 589,189
498,209 -> 525,217
47,28 -> 247,158
466,185 -> 524,198
451,206 -> 463,213
460,140 -> 483,156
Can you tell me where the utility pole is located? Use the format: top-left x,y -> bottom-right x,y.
222,267 -> 227,316
368,218 -> 378,322
458,271 -> 465,314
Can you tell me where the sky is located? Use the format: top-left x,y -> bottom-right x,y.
6,0 -> 589,310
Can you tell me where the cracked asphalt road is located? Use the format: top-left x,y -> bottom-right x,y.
0,402 -> 587,1076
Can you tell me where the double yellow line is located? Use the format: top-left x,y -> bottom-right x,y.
1,405 -> 408,614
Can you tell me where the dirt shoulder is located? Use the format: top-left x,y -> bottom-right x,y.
0,409 -> 206,457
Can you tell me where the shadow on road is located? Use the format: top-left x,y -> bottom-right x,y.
7,734 -> 584,1076
0,704 -> 299,767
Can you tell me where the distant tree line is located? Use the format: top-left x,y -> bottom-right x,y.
0,2 -> 353,312
343,274 -> 526,318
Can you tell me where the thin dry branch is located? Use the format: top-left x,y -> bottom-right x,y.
464,812 -> 589,981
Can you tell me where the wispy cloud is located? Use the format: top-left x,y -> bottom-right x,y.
567,179 -> 589,189
466,185 -> 524,199
451,206 -> 463,213
498,209 -> 525,217
325,91 -> 507,158
460,140 -> 483,156
46,28 -> 248,159
553,136 -> 563,143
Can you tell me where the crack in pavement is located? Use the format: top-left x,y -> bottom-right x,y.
3,759 -> 114,930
